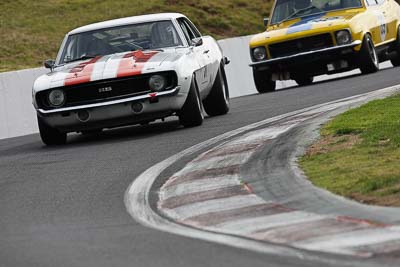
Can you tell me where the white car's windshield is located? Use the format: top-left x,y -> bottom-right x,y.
58,20 -> 182,64
270,0 -> 363,25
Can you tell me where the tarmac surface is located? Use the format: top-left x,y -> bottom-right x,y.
1,67 -> 400,267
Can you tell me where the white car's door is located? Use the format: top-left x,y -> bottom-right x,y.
177,18 -> 213,97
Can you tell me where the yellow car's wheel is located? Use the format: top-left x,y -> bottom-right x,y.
359,34 -> 379,74
253,69 -> 276,94
390,26 -> 400,67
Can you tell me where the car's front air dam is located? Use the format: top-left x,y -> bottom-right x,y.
37,87 -> 185,132
250,41 -> 362,72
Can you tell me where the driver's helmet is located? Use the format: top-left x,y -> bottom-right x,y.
295,0 -> 312,9
341,0 -> 358,8
151,22 -> 176,48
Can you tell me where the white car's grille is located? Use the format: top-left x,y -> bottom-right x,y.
36,71 -> 177,110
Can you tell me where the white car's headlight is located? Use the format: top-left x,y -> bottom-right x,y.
48,89 -> 66,107
253,47 -> 267,61
149,75 -> 166,91
336,30 -> 352,45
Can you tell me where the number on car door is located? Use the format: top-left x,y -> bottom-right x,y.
378,0 -> 397,41
366,0 -> 388,43
177,18 -> 212,96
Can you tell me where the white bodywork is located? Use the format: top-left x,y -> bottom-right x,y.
32,13 -> 224,132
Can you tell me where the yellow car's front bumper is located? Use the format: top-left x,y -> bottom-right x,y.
250,40 -> 361,68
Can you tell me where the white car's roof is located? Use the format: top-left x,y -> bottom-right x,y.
69,13 -> 185,35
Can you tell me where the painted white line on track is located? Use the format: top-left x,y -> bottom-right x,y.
227,125 -> 298,146
210,211 -> 327,234
295,226 -> 400,252
177,153 -> 252,175
125,84 -> 400,264
162,195 -> 266,221
161,175 -> 241,201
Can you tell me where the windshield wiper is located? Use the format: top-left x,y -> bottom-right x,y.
148,48 -> 164,52
128,42 -> 144,51
130,48 -> 165,53
277,5 -> 320,25
65,55 -> 98,64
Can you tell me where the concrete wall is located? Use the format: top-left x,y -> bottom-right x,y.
0,68 -> 46,139
218,36 -> 257,98
218,35 -> 296,98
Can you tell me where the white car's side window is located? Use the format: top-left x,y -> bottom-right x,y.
150,21 -> 181,49
178,18 -> 195,45
177,19 -> 193,44
178,18 -> 203,47
183,19 -> 202,38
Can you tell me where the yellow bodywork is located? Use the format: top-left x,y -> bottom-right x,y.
250,0 -> 400,58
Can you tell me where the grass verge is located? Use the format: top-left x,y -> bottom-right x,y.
0,0 -> 272,72
299,94 -> 400,207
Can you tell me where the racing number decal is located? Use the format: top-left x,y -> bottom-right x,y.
376,11 -> 387,41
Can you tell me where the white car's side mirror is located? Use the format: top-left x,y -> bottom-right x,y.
44,59 -> 55,69
192,37 -> 203,47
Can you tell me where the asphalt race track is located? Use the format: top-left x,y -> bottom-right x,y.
1,67 -> 400,267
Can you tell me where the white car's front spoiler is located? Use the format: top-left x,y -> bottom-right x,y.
38,86 -> 181,114
37,86 -> 185,132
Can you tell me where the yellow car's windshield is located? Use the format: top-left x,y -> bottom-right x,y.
270,0 -> 363,25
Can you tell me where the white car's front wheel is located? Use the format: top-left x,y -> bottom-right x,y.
37,116 -> 67,146
203,65 -> 230,117
178,78 -> 204,128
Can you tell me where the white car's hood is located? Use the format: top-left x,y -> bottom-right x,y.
34,49 -> 185,92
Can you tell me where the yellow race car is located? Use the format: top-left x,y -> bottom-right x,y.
249,0 -> 400,93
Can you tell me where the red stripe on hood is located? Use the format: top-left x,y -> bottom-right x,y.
117,50 -> 159,78
64,56 -> 102,86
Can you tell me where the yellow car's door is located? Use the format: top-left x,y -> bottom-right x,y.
365,0 -> 388,44
380,0 -> 399,41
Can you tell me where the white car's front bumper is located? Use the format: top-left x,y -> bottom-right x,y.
37,86 -> 184,132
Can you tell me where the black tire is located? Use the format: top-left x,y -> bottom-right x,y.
203,66 -> 230,116
295,76 -> 314,87
359,34 -> 379,74
253,69 -> 276,94
178,78 -> 204,127
390,26 -> 400,67
37,116 -> 67,146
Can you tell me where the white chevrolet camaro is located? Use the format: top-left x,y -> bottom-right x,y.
33,13 -> 230,145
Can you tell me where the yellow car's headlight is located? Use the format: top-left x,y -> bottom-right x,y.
252,47 -> 267,61
335,30 -> 352,45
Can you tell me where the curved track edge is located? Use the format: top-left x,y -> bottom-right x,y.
125,85 -> 400,267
